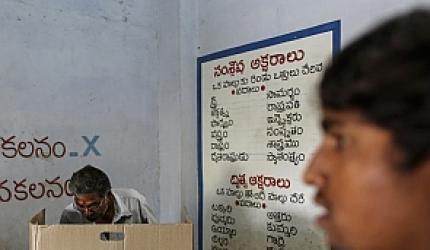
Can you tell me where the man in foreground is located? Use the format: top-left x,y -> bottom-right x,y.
60,164 -> 157,224
304,9 -> 430,250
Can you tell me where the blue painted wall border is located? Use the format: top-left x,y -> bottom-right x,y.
196,20 -> 341,250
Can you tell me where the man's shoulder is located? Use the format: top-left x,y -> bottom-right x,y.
61,203 -> 81,217
63,203 -> 75,210
111,188 -> 157,224
111,188 -> 147,201
60,203 -> 84,224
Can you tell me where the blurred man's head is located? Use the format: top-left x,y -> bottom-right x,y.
69,165 -> 112,222
304,9 -> 430,250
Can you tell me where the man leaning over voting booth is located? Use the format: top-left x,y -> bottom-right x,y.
30,164 -> 192,250
60,164 -> 157,224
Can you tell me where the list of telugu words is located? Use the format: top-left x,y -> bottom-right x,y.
201,31 -> 333,250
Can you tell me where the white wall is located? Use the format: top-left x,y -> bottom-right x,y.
158,0 -> 181,224
179,0 -> 198,226
198,0 -> 430,56
0,0 -> 175,249
190,0 -> 430,248
0,0 -> 429,249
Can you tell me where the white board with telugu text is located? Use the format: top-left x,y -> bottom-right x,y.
198,21 -> 340,250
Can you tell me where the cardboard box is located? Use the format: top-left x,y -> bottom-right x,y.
29,209 -> 193,250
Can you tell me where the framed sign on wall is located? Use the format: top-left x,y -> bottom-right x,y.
198,21 -> 340,250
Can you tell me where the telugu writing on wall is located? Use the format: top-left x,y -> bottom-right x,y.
0,135 -> 101,202
198,21 -> 340,250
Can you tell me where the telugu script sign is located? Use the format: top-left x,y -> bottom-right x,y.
198,21 -> 340,250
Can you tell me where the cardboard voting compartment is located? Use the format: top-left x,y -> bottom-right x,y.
29,209 -> 193,250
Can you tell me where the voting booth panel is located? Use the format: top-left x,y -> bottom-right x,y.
29,210 -> 193,250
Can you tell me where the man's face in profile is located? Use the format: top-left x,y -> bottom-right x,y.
74,193 -> 108,222
304,109 -> 430,250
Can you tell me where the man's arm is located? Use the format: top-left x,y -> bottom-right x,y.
138,198 -> 158,224
128,189 -> 158,223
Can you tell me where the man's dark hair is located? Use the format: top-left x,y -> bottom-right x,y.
320,9 -> 430,169
69,165 -> 111,195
